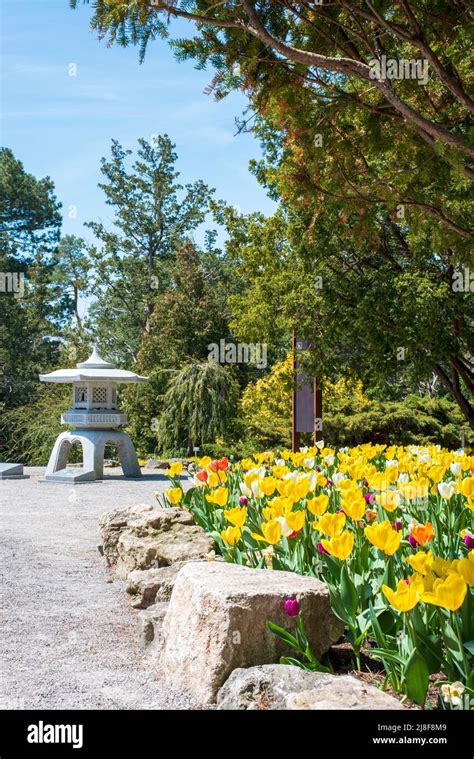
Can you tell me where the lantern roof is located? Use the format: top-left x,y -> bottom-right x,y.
39,346 -> 149,384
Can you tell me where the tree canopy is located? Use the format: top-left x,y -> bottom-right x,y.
71,1 -> 473,252
86,135 -> 214,362
0,148 -> 65,410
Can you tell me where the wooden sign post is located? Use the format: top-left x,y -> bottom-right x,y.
292,333 -> 322,452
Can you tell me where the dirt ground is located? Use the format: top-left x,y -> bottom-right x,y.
0,467 -> 196,709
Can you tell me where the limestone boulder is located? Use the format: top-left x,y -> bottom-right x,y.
217,664 -> 405,710
145,459 -> 168,470
98,505 -> 215,579
136,602 -> 169,656
159,562 -> 343,704
126,564 -> 187,608
98,503 -> 154,568
115,510 -> 215,579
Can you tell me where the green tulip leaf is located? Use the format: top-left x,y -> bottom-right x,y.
404,649 -> 429,706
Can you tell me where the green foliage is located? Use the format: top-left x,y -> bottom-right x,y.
64,3 -> 474,456
241,355 -> 292,448
325,395 -> 473,449
241,355 -> 472,449
85,135 -> 215,363
72,2 -> 473,254
223,206 -> 474,429
123,236 -> 244,454
156,361 -> 240,455
122,368 -> 171,457
0,385 -> 73,465
0,148 -> 68,414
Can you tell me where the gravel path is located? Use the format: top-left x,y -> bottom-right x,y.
0,467 -> 196,710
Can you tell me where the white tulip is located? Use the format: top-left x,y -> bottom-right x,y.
418,454 -> 431,464
276,516 -> 292,537
438,481 -> 457,500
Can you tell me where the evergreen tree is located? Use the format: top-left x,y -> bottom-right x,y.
0,148 -> 65,412
86,135 -> 214,362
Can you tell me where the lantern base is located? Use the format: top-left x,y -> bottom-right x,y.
44,429 -> 141,482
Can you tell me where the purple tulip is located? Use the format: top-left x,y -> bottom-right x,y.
317,542 -> 329,555
326,479 -> 333,487
404,578 -> 410,585
336,508 -> 344,514
393,518 -> 403,532
464,534 -> 474,550
239,496 -> 248,506
316,466 -> 321,472
364,492 -> 375,505
284,598 -> 300,617
408,534 -> 419,548
363,480 -> 369,488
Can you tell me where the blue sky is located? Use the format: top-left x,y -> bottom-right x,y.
1,0 -> 275,248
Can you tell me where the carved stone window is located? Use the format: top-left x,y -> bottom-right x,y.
75,386 -> 88,404
92,386 -> 107,404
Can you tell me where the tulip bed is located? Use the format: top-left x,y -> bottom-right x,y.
159,444 -> 474,708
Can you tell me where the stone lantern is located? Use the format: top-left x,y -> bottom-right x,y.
39,346 -> 148,482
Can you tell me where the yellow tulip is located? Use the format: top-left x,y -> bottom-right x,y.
224,506 -> 247,528
321,530 -> 354,560
207,470 -> 227,488
259,476 -> 277,496
272,465 -> 290,479
399,480 -> 429,501
406,550 -> 434,576
376,490 -> 400,512
431,556 -> 451,578
382,578 -> 423,612
452,551 -> 474,585
346,464 -> 365,481
341,490 -> 366,521
221,526 -> 242,546
166,487 -> 182,505
421,572 -> 467,612
197,455 -> 212,468
367,472 -> 391,491
281,479 -> 310,503
337,479 -> 358,493
341,487 -> 363,504
315,473 -> 327,487
286,510 -> 306,533
262,506 -> 275,521
165,461 -> 183,477
306,494 -> 329,517
205,487 -> 228,507
365,520 -> 402,556
458,476 -> 474,500
314,512 -> 346,537
267,495 -> 293,517
428,464 -> 446,483
251,519 -> 282,545
244,471 -> 260,488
